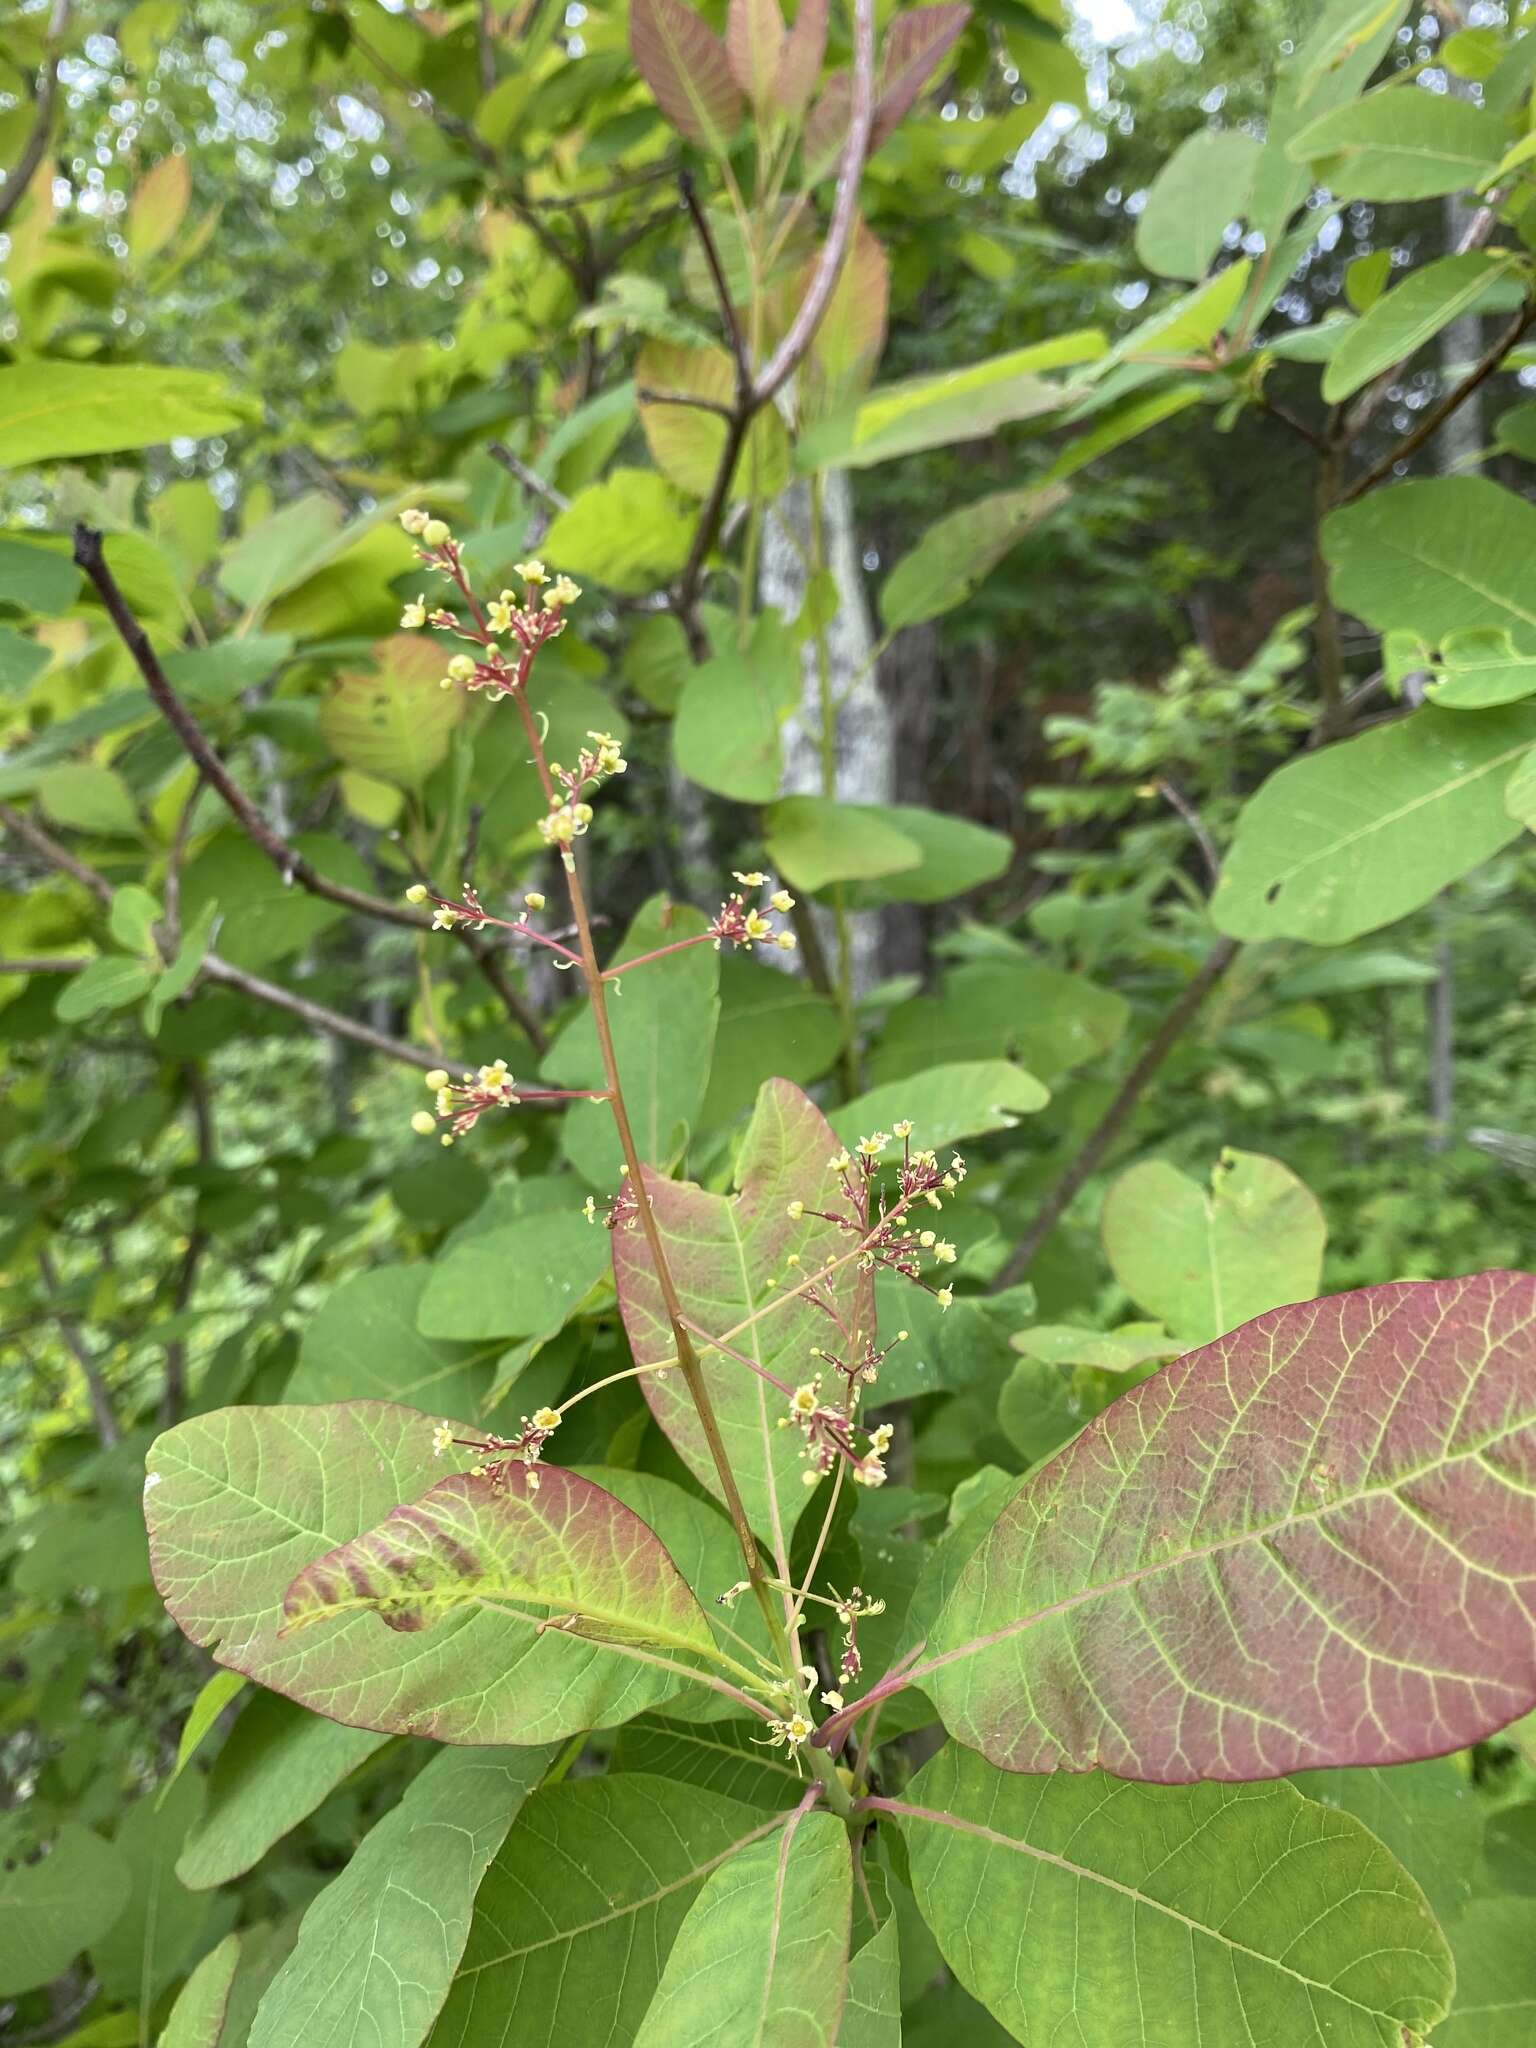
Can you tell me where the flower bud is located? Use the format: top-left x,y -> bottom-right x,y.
425,1069 -> 449,1090
405,883 -> 428,903
400,509 -> 429,535
410,1110 -> 437,1136
421,518 -> 451,548
446,654 -> 477,682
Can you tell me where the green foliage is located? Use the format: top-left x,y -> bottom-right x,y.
10,0 -> 1536,2040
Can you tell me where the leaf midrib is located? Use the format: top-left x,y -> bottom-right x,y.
926,1384 -> 1536,1680
887,1796 -> 1421,2027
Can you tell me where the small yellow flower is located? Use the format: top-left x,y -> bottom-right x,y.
514,558 -> 547,584
857,1132 -> 890,1160
411,1110 -> 437,1136
582,1195 -> 597,1223
431,1420 -> 454,1455
544,575 -> 581,609
486,597 -> 515,634
774,931 -> 797,950
829,1150 -> 851,1172
432,905 -> 460,930
524,891 -> 546,911
919,1230 -> 936,1248
477,1059 -> 512,1091
733,870 -> 766,888
435,1087 -> 455,1116
405,883 -> 429,903
532,1407 -> 561,1431
421,517 -> 451,549
892,1119 -> 913,1139
425,1068 -> 448,1090
786,1200 -> 805,1220
446,653 -> 477,682
400,509 -> 429,535
770,889 -> 795,913
744,910 -> 772,941
936,1286 -> 953,1310
933,1240 -> 957,1264
820,1689 -> 844,1711
789,1383 -> 819,1418
784,1713 -> 813,1745
401,595 -> 427,628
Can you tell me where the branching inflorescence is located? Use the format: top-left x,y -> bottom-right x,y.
393,509 -> 968,1775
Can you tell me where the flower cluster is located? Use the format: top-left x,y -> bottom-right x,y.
790,1122 -> 967,1312
539,730 -> 628,848
708,872 -> 798,953
832,1584 -> 886,1688
780,1378 -> 893,1488
399,516 -> 579,698
410,1060 -> 519,1145
430,1405 -> 562,1493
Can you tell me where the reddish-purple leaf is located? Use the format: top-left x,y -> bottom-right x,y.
922,1271 -> 1536,1781
727,0 -> 786,109
613,1079 -> 860,1548
870,3 -> 971,150
801,69 -> 852,182
631,0 -> 746,155
775,0 -> 828,115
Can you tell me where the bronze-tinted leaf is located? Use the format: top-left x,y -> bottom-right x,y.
923,1271 -> 1536,1780
631,0 -> 745,154
727,0 -> 786,109
776,0 -> 829,115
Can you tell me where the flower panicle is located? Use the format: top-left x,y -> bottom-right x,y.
709,872 -> 798,954
429,1404 -> 562,1491
397,513 -> 580,698
410,1059 -> 519,1144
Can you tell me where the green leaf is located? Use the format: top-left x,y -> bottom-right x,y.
1320,252 -> 1523,403
923,1271 -> 1536,1779
159,1670 -> 248,1807
287,1266 -> 496,1412
611,1715 -> 805,1809
894,1747 -> 1452,2047
160,1932 -> 241,2048
431,1777 -> 787,2048
1345,247 -> 1392,312
92,1773 -> 210,2004
1211,704 -> 1536,944
1115,259 -> 1252,364
1507,744 -> 1536,831
0,362 -> 257,469
55,955 -> 159,1022
37,762 -> 141,837
1135,128 -> 1262,281
1288,81 -> 1505,201
840,804 -> 1012,907
219,494 -> 342,612
539,469 -> 696,594
1430,626 -> 1536,709
543,896 -> 720,1189
1326,476 -> 1536,648
0,1824 -> 129,1996
146,896 -> 219,1035
1012,1322 -> 1180,1371
0,624 -> 51,697
0,534 -> 82,613
699,957 -> 843,1128
868,959 -> 1128,1087
1435,1899 -> 1536,2044
673,614 -> 799,802
146,1401 -> 713,1744
632,1809 -> 851,2048
176,1690 -> 389,1889
840,1881 -> 901,2048
630,0 -> 745,153
318,634 -> 466,791
763,796 -> 921,893
1044,380 -> 1207,483
828,1060 -> 1049,1153
1293,1758 -> 1488,1925
161,633 -> 294,707
180,831 -> 373,971
879,484 -> 1065,632
247,1745 -> 553,2048
417,1211 -> 611,1342
997,1357 -> 1086,1466
613,1079 -> 859,1545
797,334 -> 1104,472
109,883 -> 162,955
1100,1147 -> 1327,1346
801,219 -> 889,424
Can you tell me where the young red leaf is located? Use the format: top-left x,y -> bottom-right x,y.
613,1079 -> 861,1548
727,0 -> 786,110
802,217 -> 889,422
631,0 -> 745,155
283,1466 -> 717,1663
775,0 -> 829,115
870,3 -> 971,150
921,1270 -> 1536,1781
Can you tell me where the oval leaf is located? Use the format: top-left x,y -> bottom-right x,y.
318,634 -> 465,791
892,1746 -> 1452,2047
924,1270 -> 1536,1780
631,0 -> 745,153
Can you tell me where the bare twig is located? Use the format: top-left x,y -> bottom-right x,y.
37,1246 -> 120,1448
1154,779 -> 1221,892
637,386 -> 738,422
1338,298 -> 1536,505
991,937 -> 1242,1289
679,169 -> 752,395
0,799 -> 112,905
0,0 -> 69,231
199,955 -> 457,1073
487,441 -> 571,513
70,526 -> 548,1051
0,956 -> 91,975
